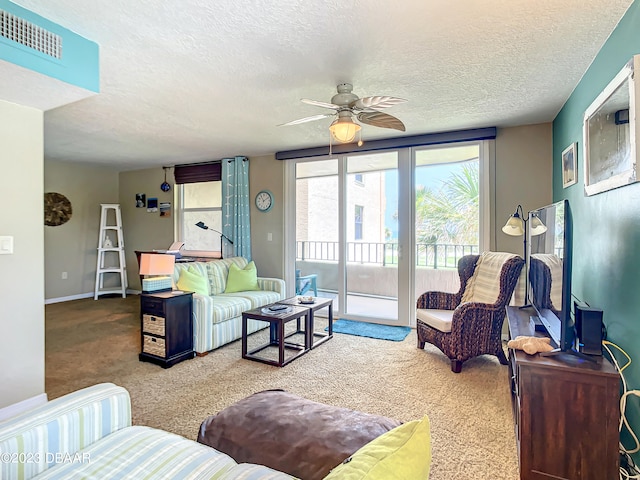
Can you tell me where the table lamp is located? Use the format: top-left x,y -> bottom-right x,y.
139,253 -> 175,293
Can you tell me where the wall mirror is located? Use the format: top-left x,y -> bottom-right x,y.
583,55 -> 639,196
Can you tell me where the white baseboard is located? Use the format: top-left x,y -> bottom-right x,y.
45,290 -> 142,304
45,292 -> 94,304
0,393 -> 48,421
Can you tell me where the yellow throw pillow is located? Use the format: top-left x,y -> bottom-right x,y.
323,415 -> 431,480
225,261 -> 260,293
176,266 -> 209,295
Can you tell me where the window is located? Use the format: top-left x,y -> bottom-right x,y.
354,173 -> 364,185
177,181 -> 222,251
354,205 -> 363,240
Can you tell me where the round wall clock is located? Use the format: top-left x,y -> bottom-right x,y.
44,192 -> 73,226
255,190 -> 274,212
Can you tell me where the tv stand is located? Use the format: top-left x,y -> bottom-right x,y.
506,306 -> 619,480
539,346 -> 598,362
528,315 -> 546,332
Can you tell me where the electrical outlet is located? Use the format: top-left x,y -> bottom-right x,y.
0,236 -> 13,254
61,272 -> 68,280
267,232 -> 273,241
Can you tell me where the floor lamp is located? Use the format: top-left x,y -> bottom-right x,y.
195,221 -> 234,258
502,205 -> 547,308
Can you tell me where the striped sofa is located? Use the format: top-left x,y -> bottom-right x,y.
172,257 -> 285,354
0,383 -> 295,480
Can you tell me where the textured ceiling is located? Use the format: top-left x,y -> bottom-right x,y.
6,0 -> 634,170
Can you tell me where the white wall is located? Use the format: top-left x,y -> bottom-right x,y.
0,99 -> 45,409
44,161 -> 119,300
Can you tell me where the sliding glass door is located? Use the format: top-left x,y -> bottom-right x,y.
414,144 -> 483,300
286,140 -> 489,326
343,152 -> 399,320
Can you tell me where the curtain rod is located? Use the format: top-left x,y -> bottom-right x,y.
275,127 -> 497,160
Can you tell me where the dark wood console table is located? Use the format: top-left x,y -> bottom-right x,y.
506,306 -> 620,480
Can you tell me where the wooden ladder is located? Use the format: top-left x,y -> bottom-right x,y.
94,204 -> 127,299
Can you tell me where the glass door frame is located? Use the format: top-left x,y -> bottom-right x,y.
283,139 -> 492,327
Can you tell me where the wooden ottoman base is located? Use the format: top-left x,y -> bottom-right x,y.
197,389 -> 402,480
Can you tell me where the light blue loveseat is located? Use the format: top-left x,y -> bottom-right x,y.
0,383 -> 295,480
172,257 -> 285,354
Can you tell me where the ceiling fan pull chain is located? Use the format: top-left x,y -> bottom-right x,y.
329,131 -> 333,156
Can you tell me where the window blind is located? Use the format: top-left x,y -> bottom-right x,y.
174,162 -> 221,184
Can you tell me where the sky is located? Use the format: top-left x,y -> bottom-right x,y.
385,162 -> 465,239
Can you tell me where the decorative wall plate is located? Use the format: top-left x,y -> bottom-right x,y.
44,192 -> 72,226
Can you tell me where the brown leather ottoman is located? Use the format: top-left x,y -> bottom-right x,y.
197,389 -> 402,480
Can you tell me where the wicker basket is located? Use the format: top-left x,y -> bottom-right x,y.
143,314 -> 165,336
143,335 -> 166,358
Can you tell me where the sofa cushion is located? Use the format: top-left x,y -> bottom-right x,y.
220,290 -> 282,309
33,426 -> 240,480
177,265 -> 209,295
225,261 -> 260,293
203,294 -> 253,325
323,415 -> 431,480
172,262 -> 208,291
0,383 -> 132,480
197,390 -> 402,480
207,257 -> 248,294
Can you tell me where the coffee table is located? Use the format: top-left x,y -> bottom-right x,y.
279,297 -> 333,349
241,304 -> 310,367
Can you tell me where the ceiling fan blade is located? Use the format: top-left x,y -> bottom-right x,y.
357,111 -> 406,131
278,113 -> 335,126
351,96 -> 407,111
301,98 -> 340,110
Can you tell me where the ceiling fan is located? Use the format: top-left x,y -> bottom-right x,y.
279,83 -> 407,144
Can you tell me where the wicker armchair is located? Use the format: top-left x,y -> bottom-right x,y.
416,253 -> 524,373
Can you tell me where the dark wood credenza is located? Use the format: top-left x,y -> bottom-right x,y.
506,306 -> 620,480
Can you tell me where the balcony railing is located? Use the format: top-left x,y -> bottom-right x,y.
296,241 -> 479,269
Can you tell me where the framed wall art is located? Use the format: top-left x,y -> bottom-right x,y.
583,54 -> 639,196
562,143 -> 577,188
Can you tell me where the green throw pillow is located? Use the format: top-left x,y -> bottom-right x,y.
176,266 -> 209,295
225,261 -> 260,293
323,415 -> 431,480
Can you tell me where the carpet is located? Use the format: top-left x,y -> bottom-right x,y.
45,296 -> 519,480
329,318 -> 412,341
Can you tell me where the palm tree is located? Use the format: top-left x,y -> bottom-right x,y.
415,161 -> 479,246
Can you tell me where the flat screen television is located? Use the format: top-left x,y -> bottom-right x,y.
527,199 -> 589,360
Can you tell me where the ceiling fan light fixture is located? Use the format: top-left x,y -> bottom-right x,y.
329,117 -> 361,143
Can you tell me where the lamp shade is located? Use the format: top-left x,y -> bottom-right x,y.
529,215 -> 548,236
502,215 -> 525,236
139,253 -> 175,276
329,117 -> 361,143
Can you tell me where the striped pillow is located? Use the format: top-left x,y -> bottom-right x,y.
461,252 -> 518,304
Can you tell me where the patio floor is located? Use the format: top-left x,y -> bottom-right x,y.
315,291 -> 399,322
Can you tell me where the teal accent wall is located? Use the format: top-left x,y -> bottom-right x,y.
0,0 -> 99,92
553,0 -> 640,457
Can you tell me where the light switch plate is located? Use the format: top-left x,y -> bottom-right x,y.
0,236 -> 14,254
